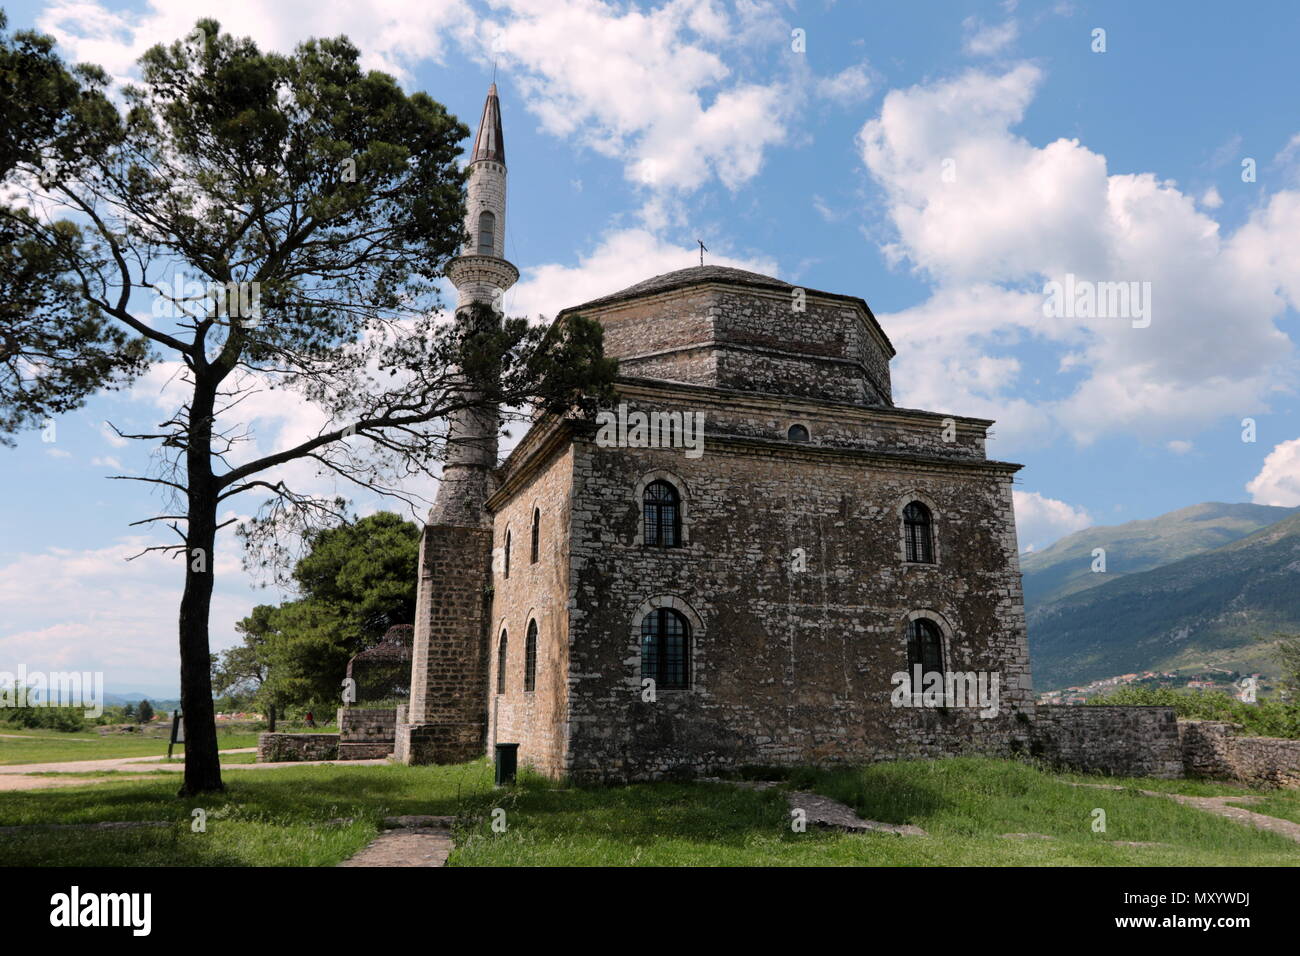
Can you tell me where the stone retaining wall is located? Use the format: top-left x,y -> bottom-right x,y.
257,733 -> 340,762
1030,705 -> 1183,778
1179,720 -> 1300,788
338,707 -> 398,743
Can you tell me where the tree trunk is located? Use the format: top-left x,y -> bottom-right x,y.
268,701 -> 277,733
178,396 -> 224,795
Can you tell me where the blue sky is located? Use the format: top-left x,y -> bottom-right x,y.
2,0 -> 1299,695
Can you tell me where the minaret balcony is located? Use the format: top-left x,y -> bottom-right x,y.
447,254 -> 520,293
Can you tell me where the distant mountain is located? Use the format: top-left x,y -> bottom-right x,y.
1021,502 -> 1294,612
1028,510 -> 1300,689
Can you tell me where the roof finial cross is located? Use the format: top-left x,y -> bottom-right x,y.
697,239 -> 707,267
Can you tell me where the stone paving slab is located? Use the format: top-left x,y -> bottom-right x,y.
727,779 -> 927,835
786,791 -> 928,835
337,828 -> 454,867
383,815 -> 456,829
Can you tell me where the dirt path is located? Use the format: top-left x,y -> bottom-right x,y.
1164,793 -> 1300,844
0,750 -> 390,791
1067,781 -> 1300,845
0,748 -> 258,776
338,816 -> 456,867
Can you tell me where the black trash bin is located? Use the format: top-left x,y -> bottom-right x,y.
494,743 -> 519,786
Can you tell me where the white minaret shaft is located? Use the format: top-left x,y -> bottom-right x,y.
431,83 -> 519,526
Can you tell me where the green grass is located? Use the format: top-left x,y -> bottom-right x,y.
0,728 -> 259,764
0,757 -> 1295,866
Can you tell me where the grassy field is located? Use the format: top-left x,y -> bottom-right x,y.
0,728 -> 261,764
1,756 -> 1296,866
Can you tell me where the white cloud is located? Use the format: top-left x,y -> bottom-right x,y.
99,419 -> 129,447
1199,186 -> 1223,209
818,62 -> 876,104
481,0 -> 795,208
860,65 -> 1300,448
1013,490 -> 1091,552
38,0 -> 476,85
1246,437 -> 1300,506
1166,440 -> 1193,454
508,227 -> 778,320
91,455 -> 123,469
0,536 -> 250,690
39,0 -> 800,231
962,17 -> 1018,57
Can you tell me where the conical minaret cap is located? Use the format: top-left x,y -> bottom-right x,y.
470,83 -> 505,165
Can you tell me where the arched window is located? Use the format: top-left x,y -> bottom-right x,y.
503,529 -> 511,578
496,631 -> 508,694
530,508 -> 540,564
524,619 -> 538,692
643,480 -> 681,548
641,607 -> 690,689
903,501 -> 934,564
787,423 -> 810,442
906,618 -> 945,675
477,210 -> 496,255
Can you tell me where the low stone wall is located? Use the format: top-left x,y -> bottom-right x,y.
257,733 -> 340,763
338,707 -> 398,744
1030,705 -> 1183,778
338,742 -> 396,759
1179,720 -> 1300,789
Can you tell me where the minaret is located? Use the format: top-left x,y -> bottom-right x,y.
429,82 -> 519,527
398,84 -> 517,765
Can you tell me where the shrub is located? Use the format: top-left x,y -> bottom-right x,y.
0,705 -> 88,732
1089,687 -> 1300,738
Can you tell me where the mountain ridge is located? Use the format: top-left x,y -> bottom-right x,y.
1027,508 -> 1300,689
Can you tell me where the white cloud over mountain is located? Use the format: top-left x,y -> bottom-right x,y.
1247,437 -> 1300,507
860,65 -> 1300,449
1013,490 -> 1091,553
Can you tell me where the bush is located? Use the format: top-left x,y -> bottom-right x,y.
1089,687 -> 1300,738
0,705 -> 88,732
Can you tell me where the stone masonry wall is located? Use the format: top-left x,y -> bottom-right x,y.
587,285 -> 893,407
485,444 -> 574,778
562,401 -> 1031,783
398,524 -> 492,765
338,707 -> 398,742
615,381 -> 990,462
258,733 -> 340,762
1180,720 -> 1300,788
1030,705 -> 1183,778
337,707 -> 396,760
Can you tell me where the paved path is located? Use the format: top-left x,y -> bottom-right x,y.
338,816 -> 456,868
1067,781 -> 1300,845
1164,793 -> 1300,844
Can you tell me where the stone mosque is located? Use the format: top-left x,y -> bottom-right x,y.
393,83 -> 1037,782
